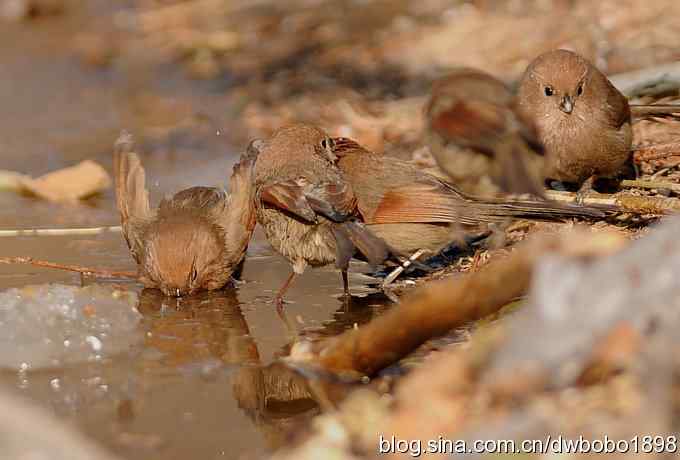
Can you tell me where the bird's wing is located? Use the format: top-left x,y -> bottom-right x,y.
606,81 -> 632,128
427,97 -> 507,155
259,177 -> 356,223
333,137 -> 463,224
113,132 -> 155,264
368,182 -> 463,224
214,145 -> 260,268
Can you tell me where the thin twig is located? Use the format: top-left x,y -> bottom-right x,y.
0,256 -> 138,280
0,226 -> 122,237
621,179 -> 680,193
382,249 -> 426,287
545,190 -> 680,215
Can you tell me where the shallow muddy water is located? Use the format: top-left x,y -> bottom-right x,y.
0,5 -> 393,459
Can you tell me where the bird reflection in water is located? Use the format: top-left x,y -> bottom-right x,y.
133,288 -> 391,450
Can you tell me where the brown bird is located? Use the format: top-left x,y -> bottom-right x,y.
517,49 -> 634,192
251,125 -> 390,306
332,136 -> 605,256
425,67 -> 545,198
114,132 -> 257,297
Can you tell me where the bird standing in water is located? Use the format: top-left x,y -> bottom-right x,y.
114,132 -> 257,297
251,125 -> 390,307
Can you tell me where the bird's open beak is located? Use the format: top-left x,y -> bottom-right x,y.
560,95 -> 574,114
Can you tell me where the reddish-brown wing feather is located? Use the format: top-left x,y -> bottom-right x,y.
332,138 -> 462,224
259,178 -> 356,223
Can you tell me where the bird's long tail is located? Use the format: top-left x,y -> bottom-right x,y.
456,194 -> 609,225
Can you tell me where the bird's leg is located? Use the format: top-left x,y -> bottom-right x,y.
341,269 -> 351,295
274,271 -> 297,312
382,249 -> 426,287
340,269 -> 351,310
575,176 -> 597,205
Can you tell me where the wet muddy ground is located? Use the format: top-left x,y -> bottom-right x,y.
0,4 -> 394,459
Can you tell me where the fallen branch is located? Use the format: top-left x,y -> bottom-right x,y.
302,230 -> 624,377
0,256 -> 138,280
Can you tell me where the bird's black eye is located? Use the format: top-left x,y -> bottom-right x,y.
577,84 -> 583,96
544,86 -> 554,96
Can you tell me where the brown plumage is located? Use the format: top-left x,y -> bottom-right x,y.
252,125 -> 389,305
113,132 -> 257,297
517,49 -> 633,189
332,136 -> 605,255
425,68 -> 545,198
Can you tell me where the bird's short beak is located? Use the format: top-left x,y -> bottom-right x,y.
560,95 -> 574,114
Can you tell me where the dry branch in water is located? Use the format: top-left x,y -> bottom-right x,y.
297,229 -> 625,378
0,256 -> 137,280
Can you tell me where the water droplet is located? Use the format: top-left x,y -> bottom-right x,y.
50,378 -> 60,390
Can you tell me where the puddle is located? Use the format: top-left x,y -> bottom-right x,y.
0,3 -> 398,459
0,241 -> 390,460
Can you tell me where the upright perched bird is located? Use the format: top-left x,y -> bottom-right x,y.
517,49 -> 633,191
425,68 -> 545,198
331,136 -> 604,256
251,125 -> 390,305
114,132 -> 257,297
